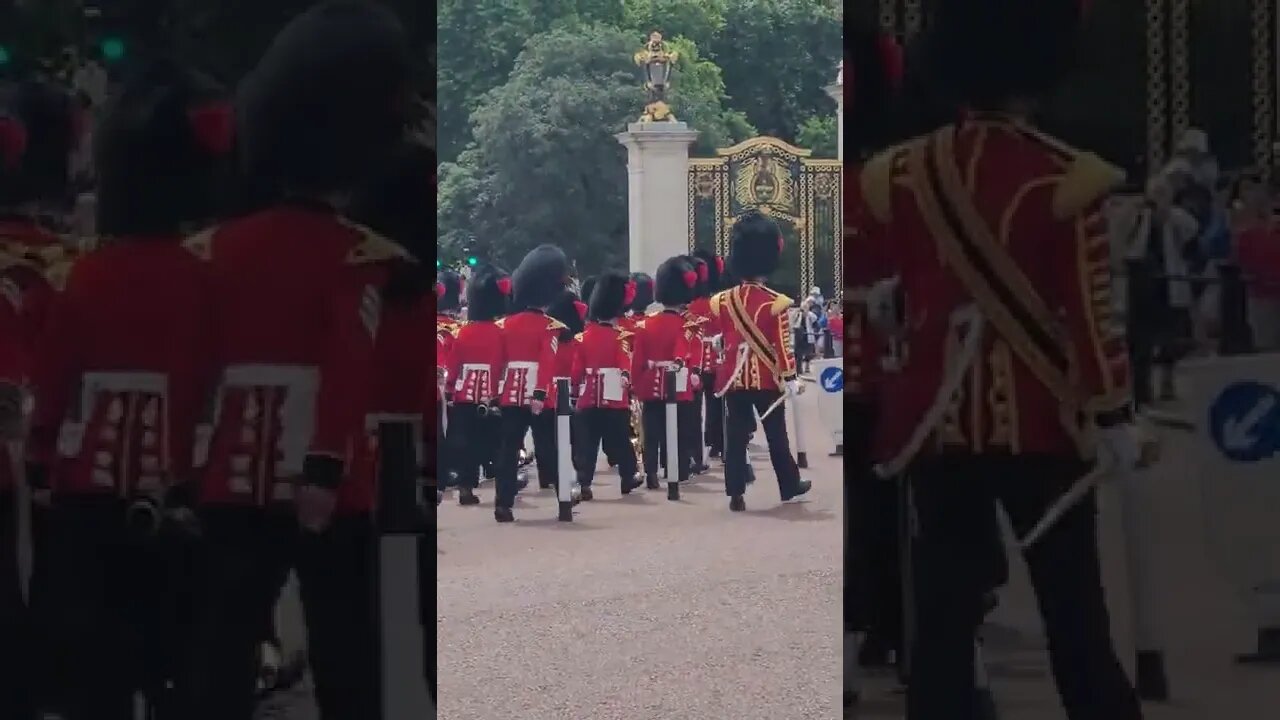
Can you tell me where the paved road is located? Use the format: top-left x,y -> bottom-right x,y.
437,388 -> 844,720
852,400 -> 1280,719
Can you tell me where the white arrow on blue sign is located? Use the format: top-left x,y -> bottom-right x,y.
819,366 -> 843,393
1208,381 -> 1280,462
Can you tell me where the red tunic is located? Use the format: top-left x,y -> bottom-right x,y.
26,238 -> 214,498
709,283 -> 798,393
545,336 -> 578,410
496,310 -> 563,408
342,292 -> 432,515
686,296 -> 720,373
571,322 -> 632,410
446,320 -> 503,406
860,116 -> 1130,462
185,205 -> 403,507
630,309 -> 697,402
436,313 -> 459,395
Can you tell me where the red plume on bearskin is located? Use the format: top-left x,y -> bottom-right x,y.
876,34 -> 904,90
574,300 -> 588,322
682,270 -> 697,288
623,280 -> 636,307
436,270 -> 463,312
435,282 -> 444,299
496,277 -> 512,296
466,265 -> 511,322
697,263 -> 708,283
188,103 -> 234,156
0,118 -> 27,171
628,272 -> 654,314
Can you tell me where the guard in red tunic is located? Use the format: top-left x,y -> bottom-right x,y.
435,270 -> 462,486
680,254 -> 712,474
178,4 -> 414,718
689,249 -> 725,460
0,77 -> 78,720
23,61 -> 230,719
443,265 -> 510,505
710,212 -> 811,511
544,290 -> 586,486
858,2 -> 1144,717
631,256 -> 701,488
493,245 -> 571,522
572,272 -> 642,500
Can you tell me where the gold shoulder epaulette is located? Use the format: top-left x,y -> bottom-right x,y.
183,226 -> 216,261
1052,153 -> 1125,221
342,220 -> 411,265
547,317 -> 567,331
645,307 -> 663,317
574,331 -> 585,342
709,290 -> 725,315
859,142 -> 910,224
768,293 -> 793,317
494,317 -> 507,329
617,328 -> 633,341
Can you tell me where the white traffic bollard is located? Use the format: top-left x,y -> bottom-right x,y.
555,379 -> 575,521
376,420 -> 432,718
1117,466 -> 1170,700
666,369 -> 681,501
789,386 -> 808,469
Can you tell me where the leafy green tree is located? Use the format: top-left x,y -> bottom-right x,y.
795,114 -> 837,158
438,24 -> 752,274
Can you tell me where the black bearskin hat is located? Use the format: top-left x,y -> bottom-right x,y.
546,289 -> 586,341
466,264 -> 512,322
729,211 -> 782,279
512,244 -> 570,310
348,140 -> 434,264
95,60 -> 233,237
588,271 -> 631,322
579,276 -> 597,310
685,254 -> 711,299
628,272 -> 654,314
921,0 -> 1085,111
436,270 -> 463,312
236,0 -> 411,195
0,80 -> 76,206
692,248 -> 723,294
849,24 -> 904,155
655,256 -> 697,307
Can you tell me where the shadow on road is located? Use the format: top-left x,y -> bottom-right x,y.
743,502 -> 834,522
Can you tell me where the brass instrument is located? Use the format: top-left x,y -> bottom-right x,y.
630,396 -> 644,465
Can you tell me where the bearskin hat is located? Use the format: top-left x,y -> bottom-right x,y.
588,271 -> 631,321
0,80 -> 76,207
628,272 -> 654,314
348,140 -> 433,264
579,276 -> 597,310
94,60 -> 233,238
512,244 -> 570,310
848,25 -> 904,155
236,0 -> 411,196
655,256 -> 698,307
729,211 -> 782,279
546,289 -> 586,340
685,254 -> 711,299
921,0 -> 1085,111
436,270 -> 463,312
692,248 -> 723,294
466,264 -> 512,322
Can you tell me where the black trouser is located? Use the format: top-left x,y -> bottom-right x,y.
43,495 -> 196,720
297,514 -> 378,720
444,403 -> 487,489
847,401 -> 900,650
907,454 -> 1141,720
495,406 -> 557,507
439,403 -> 456,486
724,390 -> 801,498
0,490 -> 38,720
702,373 -> 723,456
640,400 -> 695,481
574,407 -> 638,487
688,391 -> 705,467
181,506 -> 295,720
478,412 -> 501,473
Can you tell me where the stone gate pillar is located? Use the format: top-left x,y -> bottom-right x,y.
827,62 -> 843,162
615,121 -> 699,274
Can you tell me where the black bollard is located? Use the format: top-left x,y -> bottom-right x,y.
666,369 -> 680,501
1218,263 -> 1254,356
375,420 -> 432,718
556,379 -> 575,521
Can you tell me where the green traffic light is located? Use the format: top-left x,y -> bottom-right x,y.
0,46 -> 10,66
466,256 -> 477,267
101,37 -> 125,62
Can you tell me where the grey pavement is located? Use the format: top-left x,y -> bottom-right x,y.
437,389 -> 844,720
852,399 -> 1280,719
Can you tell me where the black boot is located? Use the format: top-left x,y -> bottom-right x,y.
781,478 -> 812,502
689,462 -> 710,475
621,476 -> 643,494
645,473 -> 661,490
579,487 -> 594,501
458,487 -> 480,506
494,507 -> 514,523
729,495 -> 746,512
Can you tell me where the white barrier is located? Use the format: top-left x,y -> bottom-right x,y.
1181,354 -> 1280,662
809,358 -> 844,455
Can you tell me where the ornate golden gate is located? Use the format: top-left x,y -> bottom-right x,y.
688,137 -> 843,301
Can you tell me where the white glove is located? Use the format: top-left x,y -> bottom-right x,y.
1097,424 -> 1141,473
785,379 -> 803,397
